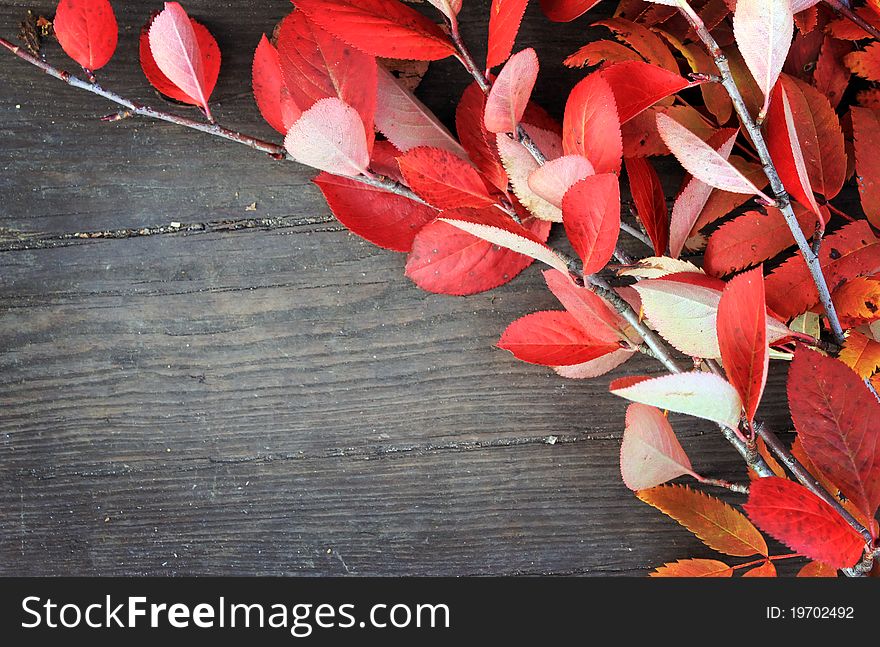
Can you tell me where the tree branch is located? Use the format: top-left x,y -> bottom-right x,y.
675,1 -> 846,346
823,0 -> 880,41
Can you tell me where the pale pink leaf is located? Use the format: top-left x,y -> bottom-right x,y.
284,98 -> 370,177
437,215 -> 571,275
527,155 -> 595,208
554,348 -> 635,379
669,131 -> 738,258
497,134 -> 563,221
733,0 -> 794,118
657,113 -> 771,200
149,2 -> 212,118
426,0 -> 462,21
520,123 -> 564,161
485,48 -> 539,133
620,403 -> 697,491
375,65 -> 468,159
611,372 -> 744,429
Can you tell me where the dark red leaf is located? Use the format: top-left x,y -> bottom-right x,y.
314,172 -> 437,252
397,146 -> 496,209
717,267 -> 769,423
498,311 -> 620,366
625,157 -> 668,255
539,0 -> 601,23
486,0 -> 529,69
788,345 -> 880,519
562,174 -> 621,275
745,477 -> 865,569
293,0 -> 456,61
54,0 -> 118,70
456,82 -> 508,192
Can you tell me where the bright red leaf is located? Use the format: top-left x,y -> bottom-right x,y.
562,174 -> 620,275
599,61 -> 692,125
744,477 -> 865,569
625,157 -> 668,255
543,269 -> 625,344
486,0 -> 529,69
293,0 -> 456,61
539,0 -> 601,22
405,211 -> 551,295
275,10 -> 377,144
54,0 -> 118,71
397,147 -> 496,209
788,345 -> 880,519
717,267 -> 769,424
456,82 -> 508,192
485,48 -> 539,133
148,2 -> 216,119
498,310 -> 621,366
562,72 -> 623,174
252,35 -> 301,134
314,172 -> 437,251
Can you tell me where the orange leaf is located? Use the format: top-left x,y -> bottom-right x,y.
650,558 -> 733,577
839,331 -> 880,379
832,276 -> 880,321
742,560 -> 777,577
852,107 -> 880,229
637,484 -> 768,557
797,561 -> 838,577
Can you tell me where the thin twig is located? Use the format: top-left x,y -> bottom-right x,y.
823,0 -> 880,41
620,221 -> 653,249
0,37 -> 432,208
697,477 -> 749,495
676,1 -> 846,346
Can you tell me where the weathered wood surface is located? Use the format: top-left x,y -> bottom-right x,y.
0,0 -> 807,575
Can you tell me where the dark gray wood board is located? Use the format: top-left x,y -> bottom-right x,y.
0,0 -> 799,575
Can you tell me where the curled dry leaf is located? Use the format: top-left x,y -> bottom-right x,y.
484,48 -> 539,133
54,0 -> 117,71
620,405 -> 696,491
284,98 -> 371,177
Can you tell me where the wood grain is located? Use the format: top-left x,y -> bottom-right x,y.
0,0 -> 821,575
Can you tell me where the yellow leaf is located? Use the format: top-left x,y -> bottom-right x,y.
650,558 -> 733,577
838,330 -> 880,379
637,484 -> 768,557
742,560 -> 777,577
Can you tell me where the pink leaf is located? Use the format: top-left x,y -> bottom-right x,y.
284,98 -> 370,177
562,174 -> 621,275
657,113 -> 771,201
149,2 -> 214,119
554,348 -> 634,379
496,134 -> 562,221
733,0 -> 794,118
527,155 -> 595,208
620,403 -> 697,491
485,48 -> 539,133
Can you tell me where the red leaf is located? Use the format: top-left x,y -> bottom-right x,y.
405,211 -> 551,295
562,72 -> 623,174
717,267 -> 769,423
54,0 -> 117,70
148,3 -> 217,118
276,11 -> 377,143
486,0 -> 529,69
539,0 -> 601,23
397,146 -> 496,209
293,0 -> 456,61
765,221 -> 880,318
852,107 -> 880,229
252,35 -> 301,134
543,269 -> 626,344
562,174 -> 621,275
498,311 -> 620,366
625,157 -> 668,255
744,477 -> 865,569
788,345 -> 880,519
140,11 -> 220,110
703,205 -> 819,277
599,61 -> 691,125
485,48 -> 539,133
814,36 -> 852,109
456,82 -> 508,192
314,172 -> 437,251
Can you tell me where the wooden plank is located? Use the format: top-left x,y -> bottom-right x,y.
0,0 -> 811,575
